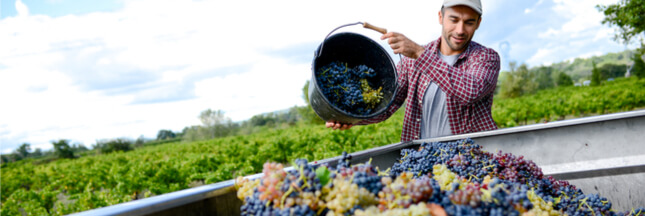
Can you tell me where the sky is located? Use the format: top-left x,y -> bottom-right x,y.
0,0 -> 639,153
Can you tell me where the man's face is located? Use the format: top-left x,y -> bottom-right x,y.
439,6 -> 481,54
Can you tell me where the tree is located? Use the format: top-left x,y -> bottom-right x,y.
200,109 -> 237,138
199,109 -> 227,127
181,125 -> 203,142
71,143 -> 89,153
499,71 -> 520,98
14,143 -> 31,159
156,129 -> 176,140
32,148 -> 43,157
181,109 -> 238,142
1,154 -> 9,164
597,0 -> 645,45
135,135 -> 146,148
52,139 -> 75,159
94,138 -> 133,154
249,113 -> 274,127
283,107 -> 299,125
532,66 -> 554,90
498,62 -> 538,98
599,63 -> 628,78
633,49 -> 645,78
591,61 -> 602,86
555,72 -> 574,87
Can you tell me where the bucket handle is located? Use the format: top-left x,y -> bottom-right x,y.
316,22 -> 388,58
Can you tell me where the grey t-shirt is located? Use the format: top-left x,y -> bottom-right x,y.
419,52 -> 458,139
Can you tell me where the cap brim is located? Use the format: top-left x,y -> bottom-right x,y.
444,2 -> 482,14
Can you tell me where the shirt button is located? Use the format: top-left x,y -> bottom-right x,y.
414,136 -> 419,139
424,82 -> 428,86
416,118 -> 421,122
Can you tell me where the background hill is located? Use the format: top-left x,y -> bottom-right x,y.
549,49 -> 636,81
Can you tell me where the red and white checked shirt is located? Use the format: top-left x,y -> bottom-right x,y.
359,37 -> 500,142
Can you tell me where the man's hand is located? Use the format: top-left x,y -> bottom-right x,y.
381,32 -> 425,59
325,121 -> 353,130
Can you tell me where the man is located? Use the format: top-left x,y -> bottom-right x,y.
326,0 -> 500,142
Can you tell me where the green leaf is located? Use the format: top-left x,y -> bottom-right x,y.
315,166 -> 331,186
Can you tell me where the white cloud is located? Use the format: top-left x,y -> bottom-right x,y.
15,0 -> 29,16
526,47 -> 556,66
521,0 -> 628,67
550,0 -> 616,38
0,0 -> 444,152
593,27 -> 614,42
538,28 -> 559,38
193,56 -> 311,121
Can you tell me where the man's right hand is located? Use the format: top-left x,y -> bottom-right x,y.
325,121 -> 353,130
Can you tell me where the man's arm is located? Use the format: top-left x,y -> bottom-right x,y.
415,47 -> 500,105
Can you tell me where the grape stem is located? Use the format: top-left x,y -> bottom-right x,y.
297,164 -> 310,189
321,68 -> 330,76
280,185 -> 294,208
577,197 -> 597,216
377,168 -> 391,176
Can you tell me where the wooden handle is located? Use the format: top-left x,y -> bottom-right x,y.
363,22 -> 387,34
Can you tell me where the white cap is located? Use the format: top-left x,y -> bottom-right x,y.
443,0 -> 482,15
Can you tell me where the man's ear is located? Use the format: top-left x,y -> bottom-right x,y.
438,10 -> 443,25
475,16 -> 482,30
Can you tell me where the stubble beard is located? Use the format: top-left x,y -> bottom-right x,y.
442,30 -> 471,53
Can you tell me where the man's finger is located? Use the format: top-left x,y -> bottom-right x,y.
380,32 -> 394,40
388,37 -> 400,45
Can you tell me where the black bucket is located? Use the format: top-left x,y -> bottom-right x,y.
309,24 -> 398,124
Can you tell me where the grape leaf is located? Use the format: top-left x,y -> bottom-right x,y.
315,166 -> 331,186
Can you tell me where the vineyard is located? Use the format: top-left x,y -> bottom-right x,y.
2,77 -> 645,215
493,77 -> 645,127
0,112 -> 404,215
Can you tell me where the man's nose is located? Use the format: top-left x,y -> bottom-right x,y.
455,22 -> 466,35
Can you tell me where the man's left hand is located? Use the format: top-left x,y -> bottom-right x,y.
381,32 -> 425,59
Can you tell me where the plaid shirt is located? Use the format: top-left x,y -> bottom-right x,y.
359,37 -> 500,142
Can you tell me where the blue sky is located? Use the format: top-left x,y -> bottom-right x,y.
0,0 -> 639,153
1,0 -> 123,18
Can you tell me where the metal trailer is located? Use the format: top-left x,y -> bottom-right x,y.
70,110 -> 645,216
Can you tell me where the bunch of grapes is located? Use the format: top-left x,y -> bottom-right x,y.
377,173 -> 441,211
391,139 -> 496,181
334,162 -> 383,195
235,139 -> 645,216
316,61 -> 384,115
324,175 -> 379,215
